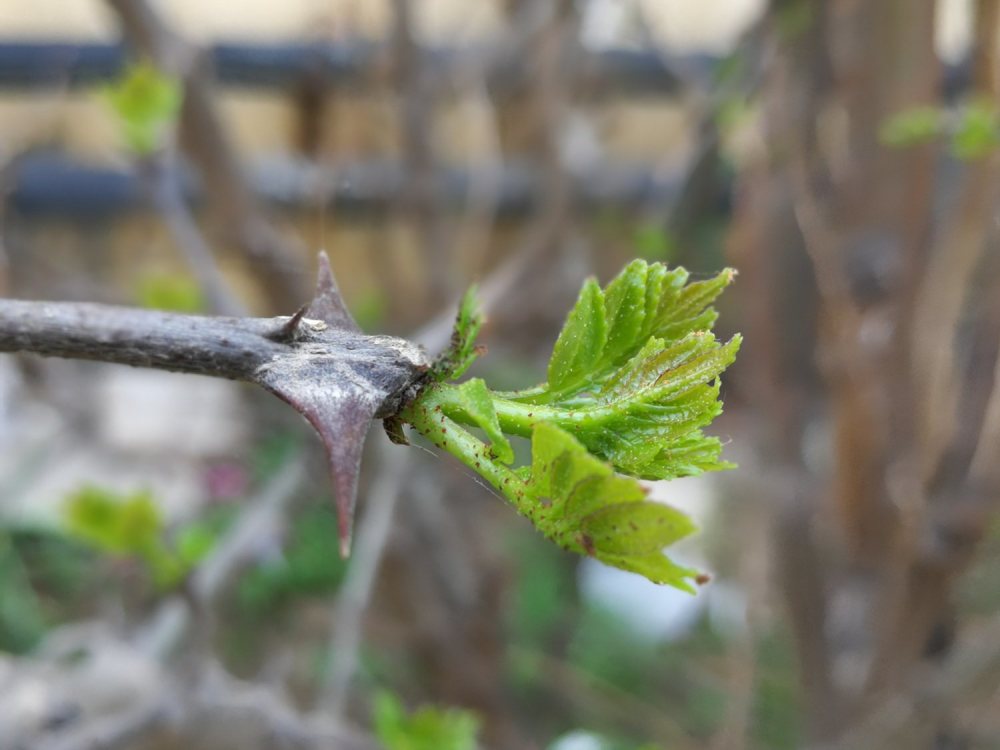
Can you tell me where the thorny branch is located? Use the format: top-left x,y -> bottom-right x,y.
0,253 -> 429,555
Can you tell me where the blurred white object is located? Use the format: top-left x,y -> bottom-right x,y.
0,634 -> 162,747
638,0 -> 764,54
580,0 -> 629,50
0,365 -> 245,527
5,443 -> 205,526
937,0 -> 972,62
578,555 -> 706,642
97,368 -> 246,456
548,729 -> 606,750
559,112 -> 605,176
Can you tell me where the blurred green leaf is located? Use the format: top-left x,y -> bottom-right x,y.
117,493 -> 162,551
751,630 -> 803,750
715,97 -> 755,134
175,523 -> 216,567
65,486 -> 161,555
568,606 -> 659,695
63,486 -> 221,591
952,101 -> 1000,160
373,691 -> 479,750
0,533 -> 49,653
0,527 -> 97,654
137,273 -> 205,313
506,533 -> 576,647
879,106 -> 944,148
880,102 -> 1000,161
103,61 -> 182,155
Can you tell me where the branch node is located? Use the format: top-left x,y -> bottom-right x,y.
383,416 -> 410,445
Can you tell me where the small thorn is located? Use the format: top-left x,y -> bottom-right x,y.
339,531 -> 353,559
269,304 -> 309,342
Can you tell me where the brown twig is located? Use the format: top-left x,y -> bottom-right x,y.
105,0 -> 310,312
389,0 -> 457,304
140,151 -> 246,317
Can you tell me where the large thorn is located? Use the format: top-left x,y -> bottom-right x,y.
306,251 -> 361,332
315,393 -> 374,558
257,367 -> 379,558
255,254 -> 429,555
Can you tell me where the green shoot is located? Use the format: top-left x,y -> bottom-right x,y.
400,260 -> 740,592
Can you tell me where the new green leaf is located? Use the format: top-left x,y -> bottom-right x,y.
433,285 -> 484,381
601,259 -> 648,365
528,423 -> 699,591
401,259 -> 739,590
548,278 -> 607,392
450,378 -> 514,463
373,691 -> 479,750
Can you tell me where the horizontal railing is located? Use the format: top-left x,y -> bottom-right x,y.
0,40 -> 711,94
6,152 -> 722,218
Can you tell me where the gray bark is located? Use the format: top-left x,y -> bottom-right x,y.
0,300 -> 279,379
0,299 -> 426,418
0,253 -> 430,555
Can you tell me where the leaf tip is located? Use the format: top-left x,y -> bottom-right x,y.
269,303 -> 309,342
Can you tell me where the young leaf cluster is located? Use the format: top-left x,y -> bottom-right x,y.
500,260 -> 740,480
103,62 -> 182,156
880,100 -> 1000,161
431,285 -> 484,382
64,485 -> 216,589
372,691 -> 479,750
400,260 -> 739,591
